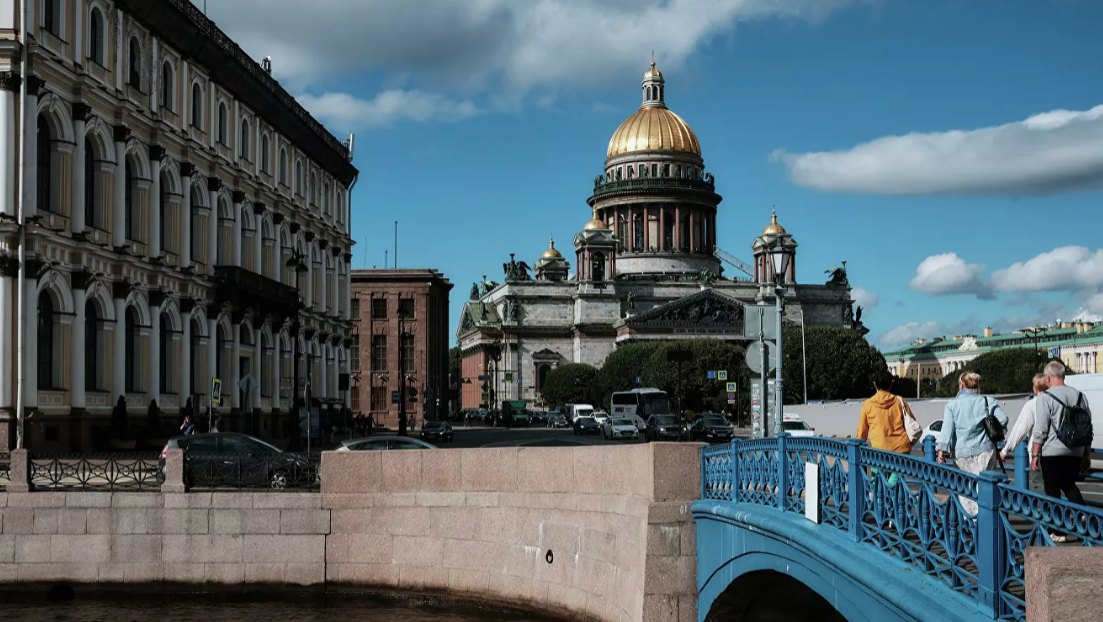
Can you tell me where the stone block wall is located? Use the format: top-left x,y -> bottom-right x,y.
0,492 -> 329,585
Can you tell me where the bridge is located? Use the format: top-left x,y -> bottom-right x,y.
694,436 -> 1103,621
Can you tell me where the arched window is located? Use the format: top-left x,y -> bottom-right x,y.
84,137 -> 97,227
36,115 -> 51,213
278,149 -> 288,185
217,102 -> 228,145
591,252 -> 606,282
309,173 -> 317,205
125,307 -> 141,392
128,37 -> 142,89
160,61 -> 174,111
159,315 -> 171,394
191,83 -> 202,127
323,183 -> 330,215
633,213 -> 643,251
125,160 -> 138,241
37,292 -> 55,389
294,161 -> 302,195
89,8 -> 105,65
160,173 -> 169,251
85,299 -> 99,390
261,135 -> 270,173
240,120 -> 250,160
190,318 -> 202,396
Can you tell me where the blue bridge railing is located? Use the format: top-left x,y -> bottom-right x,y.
700,436 -> 1103,621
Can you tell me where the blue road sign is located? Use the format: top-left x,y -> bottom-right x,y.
707,370 -> 717,379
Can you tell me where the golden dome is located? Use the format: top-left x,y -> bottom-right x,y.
607,104 -> 700,158
762,210 -> 787,236
644,60 -> 663,80
542,237 -> 563,259
583,217 -> 609,231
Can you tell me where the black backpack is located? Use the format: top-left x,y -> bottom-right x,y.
1045,390 -> 1094,449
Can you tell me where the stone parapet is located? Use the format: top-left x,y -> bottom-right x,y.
1026,547 -> 1103,622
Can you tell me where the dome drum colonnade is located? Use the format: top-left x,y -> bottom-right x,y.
585,62 -> 721,277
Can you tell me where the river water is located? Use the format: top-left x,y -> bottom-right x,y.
1,591 -> 567,622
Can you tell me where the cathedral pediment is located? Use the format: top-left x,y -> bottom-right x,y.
458,302 -> 502,335
623,289 -> 746,330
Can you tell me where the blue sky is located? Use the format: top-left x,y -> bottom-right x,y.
212,0 -> 1103,351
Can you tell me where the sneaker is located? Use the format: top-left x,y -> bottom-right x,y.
1050,533 -> 1069,544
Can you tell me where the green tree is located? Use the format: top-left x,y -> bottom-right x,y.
642,339 -> 750,417
593,342 -> 661,410
782,325 -> 887,404
541,363 -> 599,407
931,348 -> 1053,397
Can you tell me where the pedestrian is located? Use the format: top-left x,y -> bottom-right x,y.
367,413 -> 374,436
180,414 -> 195,436
937,372 -> 1009,515
1001,373 -> 1048,492
1030,361 -> 1093,542
211,413 -> 222,434
856,369 -> 919,488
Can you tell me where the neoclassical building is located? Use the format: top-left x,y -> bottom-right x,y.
0,0 -> 358,450
458,62 -> 855,411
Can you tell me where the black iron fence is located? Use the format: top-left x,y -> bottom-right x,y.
0,452 -> 10,490
182,452 -> 321,491
28,453 -> 163,492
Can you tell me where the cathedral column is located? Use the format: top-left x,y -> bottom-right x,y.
112,283 -> 127,402
207,178 -> 220,274
659,208 -> 666,251
674,207 -> 681,251
230,321 -> 241,409
71,275 -> 89,410
112,128 -> 129,249
642,206 -> 650,250
689,211 -> 697,252
180,164 -> 193,269
148,147 -> 164,259
148,292 -> 162,406
232,191 -> 244,267
253,204 -> 265,274
0,73 -> 18,219
23,260 -> 42,408
71,105 -> 90,234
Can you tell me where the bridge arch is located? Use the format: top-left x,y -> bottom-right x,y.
708,569 -> 845,622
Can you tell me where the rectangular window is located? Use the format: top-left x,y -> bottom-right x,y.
351,335 -> 360,371
400,333 -> 415,372
399,298 -> 414,319
371,335 -> 387,372
351,297 -> 360,319
370,386 -> 387,411
651,164 -> 658,178
372,298 -> 387,319
662,164 -> 670,177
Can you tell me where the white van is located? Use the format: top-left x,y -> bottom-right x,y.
569,404 -> 595,423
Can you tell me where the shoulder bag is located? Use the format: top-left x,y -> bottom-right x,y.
899,396 -> 923,444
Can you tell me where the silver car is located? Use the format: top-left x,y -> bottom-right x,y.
603,417 -> 640,440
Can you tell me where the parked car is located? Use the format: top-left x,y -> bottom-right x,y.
337,436 -> 438,451
645,415 -> 685,441
603,417 -> 640,440
573,416 -> 601,435
689,415 -> 735,442
781,415 -> 815,438
530,411 -> 549,425
923,419 -> 943,443
162,433 -> 318,490
592,410 -> 610,427
419,421 -> 454,443
547,413 -> 570,428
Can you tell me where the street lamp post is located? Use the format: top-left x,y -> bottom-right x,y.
286,250 -> 309,451
766,233 -> 793,437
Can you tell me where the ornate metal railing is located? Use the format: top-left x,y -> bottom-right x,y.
0,452 -> 10,490
591,176 -> 718,198
29,454 -> 163,492
183,453 -> 320,491
700,436 -> 1103,621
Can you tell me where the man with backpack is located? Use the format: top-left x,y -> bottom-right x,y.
1031,361 -> 1093,541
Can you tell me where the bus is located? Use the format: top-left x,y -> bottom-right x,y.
611,388 -> 672,421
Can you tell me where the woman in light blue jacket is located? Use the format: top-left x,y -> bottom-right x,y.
936,372 -> 1009,514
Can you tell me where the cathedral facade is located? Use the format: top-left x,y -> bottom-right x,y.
458,62 -> 855,411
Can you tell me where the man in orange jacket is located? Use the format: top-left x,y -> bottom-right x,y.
857,369 -> 914,487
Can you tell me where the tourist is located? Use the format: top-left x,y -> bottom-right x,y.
1000,373 -> 1048,491
856,369 -> 917,487
937,372 -> 1008,515
1030,361 -> 1093,542
180,414 -> 195,436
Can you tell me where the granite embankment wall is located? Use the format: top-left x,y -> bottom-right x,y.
0,443 -> 702,622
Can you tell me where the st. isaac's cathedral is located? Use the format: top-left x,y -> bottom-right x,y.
458,62 -> 857,410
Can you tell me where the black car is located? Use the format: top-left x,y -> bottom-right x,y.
420,421 -> 454,443
573,416 -> 600,435
645,415 -> 685,441
529,411 -> 549,425
547,414 -> 569,428
163,433 -> 318,490
690,415 -> 735,443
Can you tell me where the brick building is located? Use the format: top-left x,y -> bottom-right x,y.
351,269 -> 451,426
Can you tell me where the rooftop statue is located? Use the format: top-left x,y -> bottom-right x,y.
825,260 -> 849,287
503,253 -> 532,281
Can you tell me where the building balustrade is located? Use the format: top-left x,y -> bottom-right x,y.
591,175 -> 717,198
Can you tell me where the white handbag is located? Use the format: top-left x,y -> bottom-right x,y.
900,396 -> 923,444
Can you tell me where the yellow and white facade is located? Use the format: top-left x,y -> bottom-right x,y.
0,0 -> 358,449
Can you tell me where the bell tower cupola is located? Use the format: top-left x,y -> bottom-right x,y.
642,51 -> 665,108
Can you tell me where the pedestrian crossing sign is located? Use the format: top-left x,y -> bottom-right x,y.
211,378 -> 222,405
504,372 -> 514,382
726,382 -> 737,393
718,370 -> 728,381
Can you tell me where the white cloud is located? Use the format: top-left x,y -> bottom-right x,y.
879,321 -> 954,349
296,90 -> 479,130
908,253 -> 993,299
990,246 -> 1103,293
851,287 -> 879,310
773,105 -> 1103,196
1072,293 -> 1103,322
